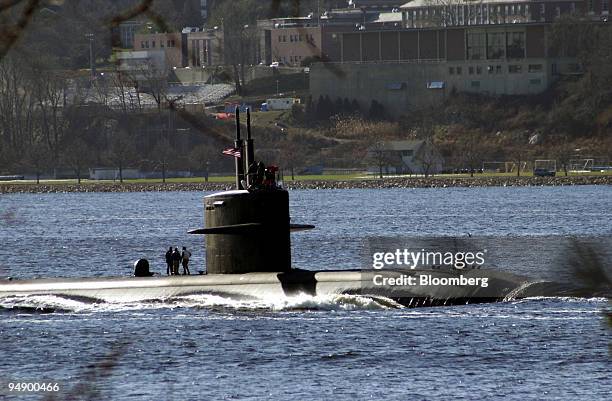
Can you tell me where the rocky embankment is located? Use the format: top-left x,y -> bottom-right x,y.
1,175 -> 610,194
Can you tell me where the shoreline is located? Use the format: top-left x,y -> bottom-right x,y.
1,175 -> 611,193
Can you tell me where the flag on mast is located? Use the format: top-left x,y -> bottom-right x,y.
222,147 -> 241,158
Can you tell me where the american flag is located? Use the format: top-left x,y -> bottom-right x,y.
222,147 -> 241,158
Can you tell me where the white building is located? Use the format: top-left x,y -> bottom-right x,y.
264,98 -> 301,111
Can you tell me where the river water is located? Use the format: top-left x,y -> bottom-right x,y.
0,186 -> 610,400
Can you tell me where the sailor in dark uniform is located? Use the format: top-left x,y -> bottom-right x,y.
165,247 -> 173,275
171,247 -> 181,275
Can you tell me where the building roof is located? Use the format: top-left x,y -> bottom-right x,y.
377,140 -> 425,151
401,0 -> 574,8
373,12 -> 404,23
349,0 -> 405,8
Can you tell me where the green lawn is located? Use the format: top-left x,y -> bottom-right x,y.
0,177 -> 233,185
1,170 -> 611,186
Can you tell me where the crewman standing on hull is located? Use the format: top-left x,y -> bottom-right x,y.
181,247 -> 191,275
172,247 -> 181,275
165,247 -> 173,275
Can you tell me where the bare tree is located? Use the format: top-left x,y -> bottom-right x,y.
188,143 -> 217,181
22,139 -> 50,184
553,137 -> 574,177
414,118 -> 439,177
107,129 -> 137,183
32,65 -> 69,170
0,54 -> 36,162
460,130 -> 484,177
368,139 -> 394,179
415,139 -> 440,178
509,132 -> 528,177
150,138 -> 179,183
279,137 -> 305,180
210,0 -> 258,94
63,137 -> 93,184
111,71 -> 142,113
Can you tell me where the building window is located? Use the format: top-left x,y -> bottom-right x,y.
279,35 -> 282,42
457,66 -> 463,75
529,78 -> 542,85
160,40 -> 164,48
469,66 -> 474,74
526,4 -> 532,21
283,35 -> 286,42
488,65 -> 494,74
299,35 -> 302,41
171,40 -> 175,47
193,40 -> 201,66
145,41 -> 149,48
603,0 -> 610,13
471,81 -> 480,88
540,4 -> 546,20
141,41 -> 145,48
449,66 -> 455,75
476,65 -> 482,74
528,64 -> 543,72
152,40 -> 156,48
495,65 -> 502,73
506,31 -> 525,58
487,32 -> 505,59
467,32 -> 486,60
508,64 -> 522,73
588,0 -> 594,13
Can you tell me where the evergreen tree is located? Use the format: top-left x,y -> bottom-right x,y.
315,95 -> 326,120
351,99 -> 361,115
343,98 -> 351,115
305,96 -> 315,122
334,98 -> 343,116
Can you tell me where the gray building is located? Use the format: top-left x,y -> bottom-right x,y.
309,0 -> 606,114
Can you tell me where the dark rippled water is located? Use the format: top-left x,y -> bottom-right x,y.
1,186 -> 611,400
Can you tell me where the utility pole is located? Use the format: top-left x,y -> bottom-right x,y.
86,33 -> 96,81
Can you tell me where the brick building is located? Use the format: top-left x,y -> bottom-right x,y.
133,32 -> 183,68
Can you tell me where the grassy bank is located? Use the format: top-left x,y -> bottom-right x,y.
1,172 -> 611,194
2,170 -> 611,186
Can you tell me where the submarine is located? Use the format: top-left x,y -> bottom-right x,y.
0,109 -> 581,307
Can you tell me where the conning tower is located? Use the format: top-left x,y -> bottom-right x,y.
189,108 -> 311,274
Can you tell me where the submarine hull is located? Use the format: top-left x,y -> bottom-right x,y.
0,268 -> 570,307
